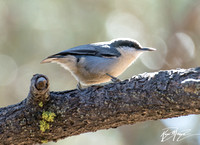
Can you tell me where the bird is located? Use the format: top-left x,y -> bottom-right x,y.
41,38 -> 156,89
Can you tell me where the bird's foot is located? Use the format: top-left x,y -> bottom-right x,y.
106,73 -> 121,83
77,82 -> 83,90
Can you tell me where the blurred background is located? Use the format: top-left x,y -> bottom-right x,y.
0,0 -> 200,144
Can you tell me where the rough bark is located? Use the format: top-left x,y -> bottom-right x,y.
0,67 -> 200,145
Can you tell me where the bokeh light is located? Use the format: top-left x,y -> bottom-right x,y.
106,11 -> 144,40
140,36 -> 168,70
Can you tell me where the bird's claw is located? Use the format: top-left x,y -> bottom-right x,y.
106,73 -> 121,83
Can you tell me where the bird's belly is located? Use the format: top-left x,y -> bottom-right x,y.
81,75 -> 111,85
73,56 -> 133,85
73,68 -> 112,85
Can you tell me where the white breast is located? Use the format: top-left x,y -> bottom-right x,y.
110,47 -> 142,76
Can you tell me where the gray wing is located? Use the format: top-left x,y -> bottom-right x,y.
48,43 -> 121,58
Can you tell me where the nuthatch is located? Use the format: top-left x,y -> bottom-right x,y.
41,38 -> 156,89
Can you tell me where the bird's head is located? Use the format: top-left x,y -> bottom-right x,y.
110,38 -> 156,55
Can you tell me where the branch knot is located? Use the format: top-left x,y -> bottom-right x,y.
27,74 -> 50,105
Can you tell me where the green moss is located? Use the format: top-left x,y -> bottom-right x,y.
42,111 -> 56,122
39,102 -> 43,108
39,120 -> 49,133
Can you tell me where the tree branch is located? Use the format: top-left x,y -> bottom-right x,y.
0,67 -> 200,144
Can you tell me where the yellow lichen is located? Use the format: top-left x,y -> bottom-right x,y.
42,111 -> 56,122
39,120 -> 49,133
41,140 -> 48,143
39,111 -> 56,133
39,101 -> 43,107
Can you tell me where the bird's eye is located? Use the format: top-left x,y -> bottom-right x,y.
130,43 -> 139,49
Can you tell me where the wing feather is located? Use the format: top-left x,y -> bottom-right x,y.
47,43 -> 121,58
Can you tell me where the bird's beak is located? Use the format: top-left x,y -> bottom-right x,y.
140,47 -> 156,51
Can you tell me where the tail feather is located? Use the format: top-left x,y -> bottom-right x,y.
40,57 -> 58,64
41,54 -> 67,64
